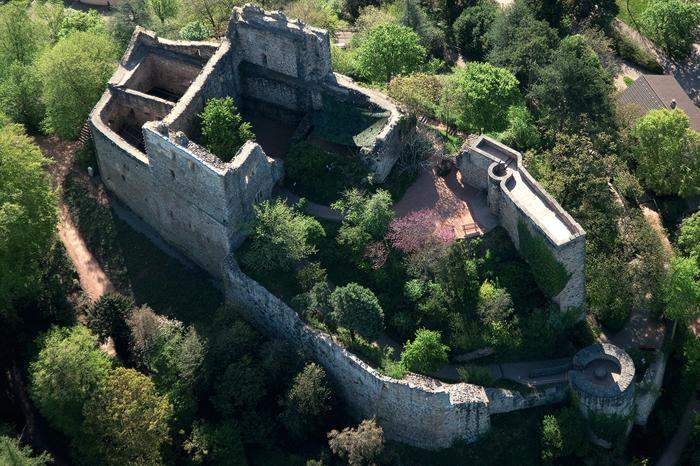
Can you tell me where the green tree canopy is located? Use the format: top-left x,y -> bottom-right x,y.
29,326 -> 112,438
242,199 -> 324,273
355,23 -> 427,83
528,34 -> 615,135
328,419 -> 384,466
486,0 -> 559,88
641,0 -> 700,60
453,0 -> 498,60
199,97 -> 255,162
438,62 -> 521,133
0,436 -> 52,466
396,0 -> 445,57
148,0 -> 178,24
0,123 -> 58,311
282,363 -> 333,440
81,367 -> 173,466
285,0 -> 340,34
86,291 -> 135,346
399,328 -> 449,374
333,189 -> 394,265
663,256 -> 700,323
38,30 -> 118,139
678,211 -> 700,259
330,283 -> 385,341
631,108 -> 700,198
0,1 -> 46,65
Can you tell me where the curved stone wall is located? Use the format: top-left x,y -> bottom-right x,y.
569,343 -> 636,419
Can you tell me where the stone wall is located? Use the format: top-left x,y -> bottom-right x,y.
456,136 -> 586,311
223,259 -> 492,449
569,344 -> 636,419
485,384 -> 568,414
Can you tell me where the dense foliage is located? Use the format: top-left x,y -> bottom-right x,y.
354,23 -> 427,83
641,0 -> 700,60
199,97 -> 255,162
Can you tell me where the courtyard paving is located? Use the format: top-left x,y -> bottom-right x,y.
393,167 -> 498,239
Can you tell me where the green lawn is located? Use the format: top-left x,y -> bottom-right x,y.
616,0 -> 649,29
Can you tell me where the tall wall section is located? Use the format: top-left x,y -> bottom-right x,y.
456,136 -> 586,311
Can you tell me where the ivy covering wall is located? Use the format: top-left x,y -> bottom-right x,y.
517,221 -> 570,299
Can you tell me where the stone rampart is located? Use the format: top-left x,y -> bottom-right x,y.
223,258 -> 492,449
485,384 -> 568,414
457,136 -> 586,311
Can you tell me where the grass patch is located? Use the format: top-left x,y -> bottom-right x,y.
616,0 -> 649,29
311,95 -> 389,148
62,172 -> 223,326
623,76 -> 636,87
284,142 -> 369,206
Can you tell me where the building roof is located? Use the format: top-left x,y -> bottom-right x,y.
620,74 -> 700,132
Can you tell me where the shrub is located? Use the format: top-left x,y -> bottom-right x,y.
517,222 -> 569,299
179,20 -> 212,40
331,45 -> 358,76
457,365 -> 496,386
611,30 -> 663,73
476,280 -> 514,325
400,328 -> 449,374
491,105 -> 541,152
354,23 -> 427,83
330,283 -> 384,341
328,419 -> 384,466
199,97 -> 255,162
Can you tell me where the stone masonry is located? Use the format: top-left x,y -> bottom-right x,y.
457,135 -> 586,312
90,4 -> 404,277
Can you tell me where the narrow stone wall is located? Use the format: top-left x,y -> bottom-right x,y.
223,259 -> 492,449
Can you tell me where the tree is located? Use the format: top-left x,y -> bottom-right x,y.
38,31 -> 118,139
285,0 -> 340,34
29,326 -> 112,438
355,24 -> 427,83
631,108 -> 700,198
0,61 -> 45,130
453,0 -> 498,60
109,0 -> 152,46
396,0 -> 445,57
242,199 -> 324,273
387,72 -> 443,118
563,0 -> 618,28
540,407 -> 588,462
179,20 -> 213,40
148,0 -> 178,24
399,328 -> 449,374
528,35 -> 615,135
81,367 -> 173,466
437,240 -> 480,313
282,363 -> 333,439
199,97 -> 255,162
492,104 -> 541,152
333,189 -> 394,265
86,291 -> 135,348
0,436 -> 51,466
58,9 -> 107,40
183,421 -> 246,466
330,283 -> 385,341
641,0 -> 700,61
663,256 -> 700,323
387,208 -> 452,275
0,123 -> 58,312
476,280 -> 514,325
0,1 -> 46,65
487,0 -> 559,88
182,0 -> 237,36
678,211 -> 700,259
438,62 -> 521,133
328,419 -> 384,466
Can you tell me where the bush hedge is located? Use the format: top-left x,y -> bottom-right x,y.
517,222 -> 570,299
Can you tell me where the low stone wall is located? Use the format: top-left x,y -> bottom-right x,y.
224,258 -> 492,449
635,350 -> 668,425
486,384 -> 568,414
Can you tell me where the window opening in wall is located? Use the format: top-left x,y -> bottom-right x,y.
261,53 -> 268,67
170,169 -> 176,180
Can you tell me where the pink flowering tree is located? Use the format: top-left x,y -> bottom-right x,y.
387,209 -> 454,275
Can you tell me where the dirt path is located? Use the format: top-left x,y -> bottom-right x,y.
34,135 -> 115,303
656,391 -> 700,466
